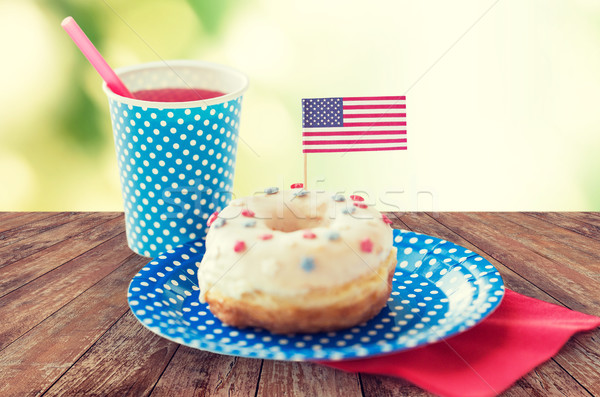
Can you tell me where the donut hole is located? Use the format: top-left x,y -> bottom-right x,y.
265,216 -> 327,233
263,201 -> 331,233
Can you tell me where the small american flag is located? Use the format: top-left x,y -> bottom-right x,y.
302,96 -> 406,153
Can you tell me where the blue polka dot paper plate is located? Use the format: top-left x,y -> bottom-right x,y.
128,229 -> 505,361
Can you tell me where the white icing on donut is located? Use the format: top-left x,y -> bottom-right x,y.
198,190 -> 395,301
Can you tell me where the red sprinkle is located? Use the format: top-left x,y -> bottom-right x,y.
259,234 -> 273,240
207,211 -> 219,226
360,238 -> 373,253
303,231 -> 317,239
353,202 -> 368,209
350,195 -> 364,202
241,209 -> 255,217
290,183 -> 304,189
234,240 -> 246,253
382,214 -> 393,225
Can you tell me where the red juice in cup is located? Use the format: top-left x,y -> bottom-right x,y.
132,88 -> 226,102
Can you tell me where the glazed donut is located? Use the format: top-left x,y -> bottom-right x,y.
198,187 -> 397,334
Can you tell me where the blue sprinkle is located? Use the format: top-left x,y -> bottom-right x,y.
264,186 -> 279,195
293,189 -> 309,197
213,218 -> 226,228
244,220 -> 256,228
342,207 -> 356,215
328,231 -> 340,241
332,194 -> 345,202
300,256 -> 315,272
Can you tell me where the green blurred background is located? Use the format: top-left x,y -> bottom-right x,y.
1,0 -> 599,211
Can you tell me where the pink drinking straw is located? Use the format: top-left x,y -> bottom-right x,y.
61,16 -> 134,98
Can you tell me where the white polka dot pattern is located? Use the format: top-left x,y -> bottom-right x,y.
108,97 -> 243,257
128,229 -> 505,360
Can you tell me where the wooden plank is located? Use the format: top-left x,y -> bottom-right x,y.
361,374 -> 434,396
0,212 -> 88,249
0,232 -> 133,351
552,330 -> 600,396
501,213 -> 600,255
526,212 -> 600,241
0,212 -> 120,269
0,215 -> 124,298
503,359 -> 593,397
150,346 -> 262,397
566,211 -> 600,222
0,252 -> 148,396
0,212 -> 56,233
474,212 -> 600,281
430,212 -> 600,315
43,312 -> 179,397
0,212 -> 23,221
256,360 -> 363,397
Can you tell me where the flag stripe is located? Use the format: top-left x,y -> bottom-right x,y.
343,121 -> 407,127
302,130 -> 406,137
303,136 -> 405,143
303,146 -> 407,153
303,138 -> 407,145
303,134 -> 405,141
343,104 -> 406,110
303,142 -> 407,150
302,126 -> 405,132
343,96 -> 406,101
341,100 -> 406,107
343,108 -> 405,115
343,113 -> 406,118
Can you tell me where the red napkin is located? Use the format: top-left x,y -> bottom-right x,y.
320,289 -> 600,397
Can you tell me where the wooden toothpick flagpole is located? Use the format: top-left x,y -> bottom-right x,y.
303,153 -> 308,189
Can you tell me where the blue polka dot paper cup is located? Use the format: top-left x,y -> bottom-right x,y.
103,60 -> 248,257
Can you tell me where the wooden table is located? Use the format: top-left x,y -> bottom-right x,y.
1,212 -> 598,396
